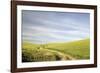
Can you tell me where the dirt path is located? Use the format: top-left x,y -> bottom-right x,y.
44,48 -> 75,60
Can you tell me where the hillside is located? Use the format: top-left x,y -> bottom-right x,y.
22,39 -> 90,62
46,39 -> 90,59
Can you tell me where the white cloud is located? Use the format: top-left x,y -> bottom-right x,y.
22,10 -> 90,44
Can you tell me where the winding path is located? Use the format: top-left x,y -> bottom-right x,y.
43,48 -> 76,60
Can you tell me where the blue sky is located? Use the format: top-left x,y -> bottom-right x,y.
22,10 -> 90,44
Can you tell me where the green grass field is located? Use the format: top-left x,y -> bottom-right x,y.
22,39 -> 90,62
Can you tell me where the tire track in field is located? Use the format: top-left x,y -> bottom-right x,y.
44,48 -> 76,60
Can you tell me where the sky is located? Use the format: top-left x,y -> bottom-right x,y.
22,10 -> 90,44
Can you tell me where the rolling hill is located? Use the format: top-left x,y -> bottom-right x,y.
22,39 -> 90,62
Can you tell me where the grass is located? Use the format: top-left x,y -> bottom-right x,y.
46,39 -> 90,59
22,48 -> 57,62
22,39 -> 90,62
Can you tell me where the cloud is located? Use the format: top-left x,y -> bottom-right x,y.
22,10 -> 90,44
